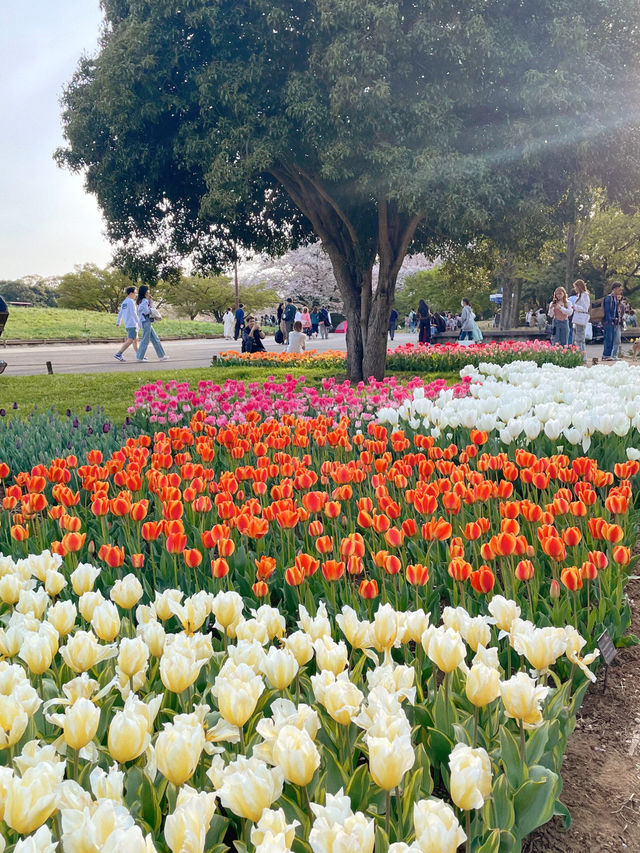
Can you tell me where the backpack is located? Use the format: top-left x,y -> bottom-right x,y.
435,314 -> 446,333
274,328 -> 284,344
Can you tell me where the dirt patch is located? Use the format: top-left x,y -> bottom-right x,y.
524,574 -> 640,853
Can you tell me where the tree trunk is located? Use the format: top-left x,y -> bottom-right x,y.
499,279 -> 515,329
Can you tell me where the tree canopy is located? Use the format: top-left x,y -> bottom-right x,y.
57,265 -> 135,313
58,0 -> 640,378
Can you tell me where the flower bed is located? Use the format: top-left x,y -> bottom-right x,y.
377,361 -> 640,462
215,340 -> 584,372
0,383 -> 637,851
127,374 -> 472,427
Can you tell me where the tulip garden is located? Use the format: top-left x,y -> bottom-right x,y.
0,356 -> 638,853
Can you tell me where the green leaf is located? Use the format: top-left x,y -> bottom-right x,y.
513,766 -> 560,842
375,826 -> 389,853
346,763 -> 370,812
499,726 -> 524,790
490,773 -> 516,832
476,829 -> 500,853
524,722 -> 549,766
553,798 -> 572,830
401,767 -> 423,829
139,771 -> 162,833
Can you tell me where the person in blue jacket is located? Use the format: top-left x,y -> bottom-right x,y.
388,308 -> 398,340
234,303 -> 245,340
602,282 -> 623,360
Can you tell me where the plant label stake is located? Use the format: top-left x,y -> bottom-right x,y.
597,628 -> 617,693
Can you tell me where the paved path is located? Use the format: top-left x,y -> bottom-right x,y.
0,333 -> 618,377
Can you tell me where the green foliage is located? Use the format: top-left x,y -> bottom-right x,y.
0,276 -> 59,308
398,265 -> 493,316
579,204 -> 640,297
57,264 -> 136,313
157,274 -> 233,320
0,306 -> 221,341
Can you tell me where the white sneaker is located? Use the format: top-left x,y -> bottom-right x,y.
159,356 -> 169,361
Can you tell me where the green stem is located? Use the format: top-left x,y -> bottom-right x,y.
466,810 -> 471,853
519,719 -> 526,764
385,789 -> 391,838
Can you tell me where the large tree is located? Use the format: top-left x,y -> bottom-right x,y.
57,265 -> 136,313
58,0 -> 640,379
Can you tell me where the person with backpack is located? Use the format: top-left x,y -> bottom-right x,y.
388,308 -> 398,340
283,298 -> 297,343
434,312 -> 446,335
417,300 -> 431,344
318,306 -> 330,339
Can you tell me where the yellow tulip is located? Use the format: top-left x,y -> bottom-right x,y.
465,663 -> 500,708
110,574 -> 144,609
309,789 -> 374,853
272,724 -> 320,786
60,630 -> 117,673
154,588 -> 184,621
251,809 -> 299,849
77,590 -> 105,622
282,630 -> 315,666
155,712 -> 206,786
18,633 -> 55,676
117,637 -> 149,678
487,595 -> 521,633
313,636 -> 348,675
63,697 -> 100,751
216,755 -> 284,822
448,743 -> 492,810
91,601 -> 121,642
311,670 -> 363,726
424,627 -> 466,674
367,732 -> 415,790
0,695 -> 28,749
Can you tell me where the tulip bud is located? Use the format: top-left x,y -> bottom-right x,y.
448,743 -> 492,810
550,578 -> 561,599
367,733 -> 415,790
156,712 -> 206,786
70,562 -> 100,596
92,601 -> 121,642
212,663 -> 264,727
465,663 -> 500,708
261,647 -> 298,690
63,697 -> 100,750
118,637 -> 150,678
272,724 -> 321,786
47,600 -> 77,637
111,574 -> 143,609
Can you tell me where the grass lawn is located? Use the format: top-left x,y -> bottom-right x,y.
0,367 -> 459,422
1,306 -> 222,340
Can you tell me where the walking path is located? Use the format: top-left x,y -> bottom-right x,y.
0,332 -> 620,377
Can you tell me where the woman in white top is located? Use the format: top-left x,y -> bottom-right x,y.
136,285 -> 167,362
286,320 -> 307,353
222,308 -> 234,339
571,279 -> 590,361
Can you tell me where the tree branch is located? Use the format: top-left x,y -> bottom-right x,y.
293,165 -> 360,249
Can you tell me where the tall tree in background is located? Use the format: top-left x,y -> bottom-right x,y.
57,265 -> 135,313
58,0 -> 640,379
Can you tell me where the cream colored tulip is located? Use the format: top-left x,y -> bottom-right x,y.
216,755 -> 284,822
25,550 -> 62,581
47,600 -> 77,637
70,562 -> 101,596
78,590 -> 105,622
297,602 -> 331,641
309,789 -> 374,853
44,569 -> 67,598
512,625 -> 567,673
448,743 -> 492,810
402,609 -> 431,644
59,799 -> 135,852
442,606 -> 470,635
19,632 -> 55,675
465,663 -> 500,708
137,620 -> 166,658
425,627 -> 466,674
155,712 -> 206,786
168,591 -> 211,634
0,573 -> 23,605
253,604 -> 286,640
282,630 -> 314,666
91,601 -> 121,642
90,764 -> 125,803
313,636 -> 348,675
212,663 -> 265,727
159,634 -> 205,694
135,604 -> 156,626
261,647 -> 299,690
227,638 -> 266,673
98,826 -> 157,853
371,604 -> 406,655
499,672 -> 550,729
254,698 -> 320,764
63,697 -> 100,751
272,724 -> 320,786
118,637 -> 149,678
367,732 -> 415,790
413,798 -> 467,853
13,824 -> 57,853
16,588 -> 49,619
4,762 -> 64,834
154,588 -> 184,621
111,574 -> 144,610
563,626 -> 600,683
0,661 -> 41,716
165,787 -> 217,853
472,644 -> 501,670
487,595 -> 521,634
235,618 -> 270,646
461,616 -> 491,653
251,809 -> 299,849
210,590 -> 244,634
336,606 -> 372,650
0,694 -> 29,748
60,630 -> 117,673
108,694 -> 161,764
366,664 -> 416,703
311,670 -> 363,726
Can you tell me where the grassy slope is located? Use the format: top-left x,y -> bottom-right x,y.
0,367 -> 458,422
1,306 -> 222,340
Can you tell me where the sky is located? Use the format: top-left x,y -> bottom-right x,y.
0,1 -> 112,281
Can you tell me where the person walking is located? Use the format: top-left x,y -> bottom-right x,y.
570,279 -> 590,362
603,282 -> 623,360
233,303 -> 245,340
388,308 -> 398,340
301,306 -> 312,337
0,293 -> 8,374
548,287 -> 572,346
283,298 -> 296,343
318,305 -> 330,339
136,286 -> 167,362
286,320 -> 307,353
223,307 -> 235,340
114,286 -> 140,361
417,299 -> 431,344
310,305 -> 319,337
458,298 -> 475,341
409,308 -> 417,334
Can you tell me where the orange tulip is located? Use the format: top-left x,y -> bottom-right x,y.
383,555 -> 402,576
448,557 -> 472,582
284,564 -> 305,586
588,550 -> 608,570
401,518 -> 417,538
101,544 -> 125,568
580,560 -> 597,581
308,520 -> 324,537
131,553 -> 145,569
252,581 -> 269,597
183,548 -> 203,568
322,560 -> 345,581
612,545 -> 631,565
384,526 -> 404,549
560,566 -> 582,591
61,531 -> 86,553
469,566 -> 495,594
515,560 -> 534,582
603,523 -> 624,544
211,557 -> 230,578
255,556 -> 277,579
141,521 -> 163,541
359,579 -> 379,599
166,532 -> 187,554
406,563 -> 429,585
217,538 -> 236,557
130,500 -> 149,521
562,527 -> 582,547
316,535 -> 333,554
295,553 -> 320,578
10,524 -> 29,542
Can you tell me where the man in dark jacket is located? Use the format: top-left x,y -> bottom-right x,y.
603,282 -> 623,360
388,308 -> 398,340
283,298 -> 297,343
234,303 -> 245,340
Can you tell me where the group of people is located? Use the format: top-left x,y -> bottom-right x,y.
221,304 -> 267,354
543,279 -> 628,361
277,300 -> 333,343
114,286 -> 168,362
221,300 -> 333,353
390,298 -> 478,343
